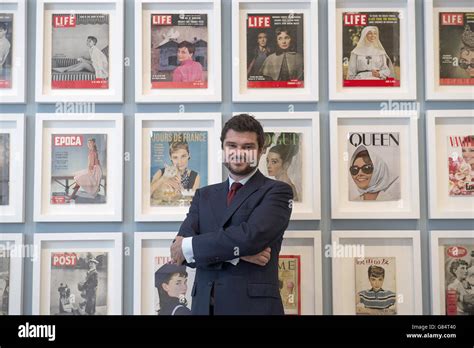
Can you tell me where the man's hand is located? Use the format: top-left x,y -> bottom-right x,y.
170,236 -> 185,265
241,247 -> 271,266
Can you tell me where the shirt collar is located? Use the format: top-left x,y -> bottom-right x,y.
228,168 -> 258,189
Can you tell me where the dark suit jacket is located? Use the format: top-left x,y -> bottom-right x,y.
178,170 -> 293,315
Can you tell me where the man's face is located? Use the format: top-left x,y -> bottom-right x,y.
86,39 -> 95,48
369,275 -> 384,291
257,33 -> 267,47
223,130 -> 261,177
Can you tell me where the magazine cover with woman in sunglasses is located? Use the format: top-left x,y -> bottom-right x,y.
347,132 -> 400,202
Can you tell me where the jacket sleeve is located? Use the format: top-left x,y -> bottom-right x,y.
191,181 -> 293,267
177,189 -> 200,238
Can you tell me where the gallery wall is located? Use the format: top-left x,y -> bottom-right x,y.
0,0 -> 473,315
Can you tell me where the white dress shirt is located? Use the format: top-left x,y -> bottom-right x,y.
181,168 -> 258,265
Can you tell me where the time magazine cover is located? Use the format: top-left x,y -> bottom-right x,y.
278,255 -> 301,315
347,132 -> 400,202
439,12 -> 474,86
0,248 -> 9,315
246,13 -> 304,88
0,133 -> 9,206
150,131 -> 208,207
51,13 -> 109,89
50,134 -> 107,205
258,132 -> 302,202
448,135 -> 474,196
151,13 -> 208,89
444,245 -> 474,315
0,13 -> 13,89
355,257 -> 397,315
153,255 -> 195,315
50,251 -> 108,315
342,12 -> 400,87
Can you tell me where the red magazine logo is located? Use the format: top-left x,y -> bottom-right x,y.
447,246 -> 468,258
343,13 -> 367,26
152,15 -> 172,26
248,16 -> 271,28
53,135 -> 83,147
441,13 -> 464,26
53,15 -> 76,28
52,253 -> 78,267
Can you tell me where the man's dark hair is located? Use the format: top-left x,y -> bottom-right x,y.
220,114 -> 265,150
450,259 -> 468,277
87,36 -> 98,45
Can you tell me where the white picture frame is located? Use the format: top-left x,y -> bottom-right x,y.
328,0 -> 416,101
34,113 -> 124,222
0,0 -> 26,104
427,110 -> 474,219
430,230 -> 474,315
330,110 -> 420,219
232,112 -> 320,220
232,0 -> 319,103
32,232 -> 123,315
135,0 -> 222,103
0,233 -> 23,314
280,230 -> 322,315
134,231 -> 194,315
424,0 -> 474,101
332,230 -> 422,315
134,113 -> 222,222
0,114 -> 25,223
35,0 -> 124,103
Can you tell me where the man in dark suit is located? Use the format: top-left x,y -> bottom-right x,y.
170,114 -> 293,315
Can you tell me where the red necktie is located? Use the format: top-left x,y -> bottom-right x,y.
227,182 -> 243,206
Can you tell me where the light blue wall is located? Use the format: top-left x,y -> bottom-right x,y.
0,0 -> 473,315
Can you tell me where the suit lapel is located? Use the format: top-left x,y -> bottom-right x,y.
220,171 -> 265,227
210,180 -> 229,226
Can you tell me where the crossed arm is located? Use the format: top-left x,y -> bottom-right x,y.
170,183 -> 293,268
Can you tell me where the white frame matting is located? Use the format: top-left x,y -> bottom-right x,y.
280,230 -> 322,315
232,0 -> 319,102
34,113 -> 124,222
0,0 -> 26,103
427,110 -> 474,219
0,114 -> 25,223
424,0 -> 474,101
233,112 -> 321,220
0,233 -> 23,314
328,0 -> 416,101
35,0 -> 124,103
332,230 -> 422,315
430,230 -> 474,315
330,110 -> 420,219
32,232 -> 123,315
135,113 -> 222,222
135,0 -> 222,103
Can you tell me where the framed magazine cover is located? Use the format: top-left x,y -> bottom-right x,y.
0,233 -> 23,314
231,112 -> 320,220
32,232 -> 123,315
33,113 -> 124,222
280,230 -> 322,315
134,113 -> 222,222
430,230 -> 474,315
424,0 -> 474,100
332,230 -> 422,315
328,0 -> 416,101
0,114 -> 24,223
232,0 -> 319,103
427,110 -> 474,219
134,232 -> 196,315
0,0 -> 26,104
135,0 -> 222,103
35,0 -> 124,103
330,110 -> 420,219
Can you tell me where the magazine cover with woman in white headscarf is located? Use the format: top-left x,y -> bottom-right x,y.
342,12 -> 400,87
347,132 -> 400,202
